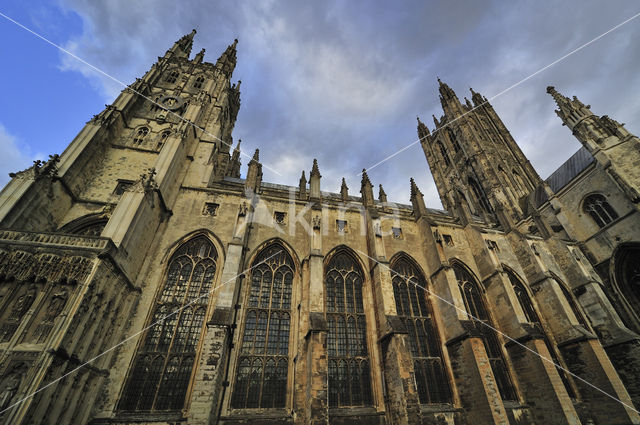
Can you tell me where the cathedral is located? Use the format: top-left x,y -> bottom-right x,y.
0,29 -> 640,425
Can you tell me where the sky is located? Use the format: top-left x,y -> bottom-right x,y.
1,1 -> 639,208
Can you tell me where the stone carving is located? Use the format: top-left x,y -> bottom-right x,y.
32,288 -> 69,344
238,202 -> 248,217
312,215 -> 321,230
0,364 -> 25,411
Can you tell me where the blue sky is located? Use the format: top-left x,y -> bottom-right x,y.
1,1 -> 640,207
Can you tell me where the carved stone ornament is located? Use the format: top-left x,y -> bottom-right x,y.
158,95 -> 185,112
238,202 -> 248,217
0,363 -> 26,411
312,215 -> 321,230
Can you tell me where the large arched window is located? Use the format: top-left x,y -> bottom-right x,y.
118,235 -> 218,412
391,256 -> 451,404
613,244 -> 640,328
325,250 -> 372,407
554,277 -> 590,329
506,270 -> 576,398
231,243 -> 293,409
453,264 -> 516,401
468,177 -> 493,214
583,194 -> 618,228
437,142 -> 451,167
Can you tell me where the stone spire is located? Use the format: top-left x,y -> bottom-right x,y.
438,78 -> 463,117
216,38 -> 239,78
194,48 -> 205,64
340,178 -> 349,202
546,86 -> 592,128
226,139 -> 241,178
167,29 -> 196,58
309,159 -> 322,199
245,148 -> 262,193
410,178 -> 428,219
469,87 -> 486,107
417,116 -> 430,140
378,184 -> 387,204
360,169 -> 374,207
299,171 -> 307,199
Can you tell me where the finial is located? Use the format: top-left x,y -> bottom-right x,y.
300,170 -> 306,182
235,139 -> 241,150
252,148 -> 259,161
379,184 -> 388,203
311,158 -> 321,177
236,80 -> 242,90
410,177 -> 423,199
232,38 -> 238,48
361,169 -> 372,187
432,114 -> 439,128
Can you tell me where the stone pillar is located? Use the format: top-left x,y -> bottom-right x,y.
299,208 -> 329,425
366,213 -> 421,425
532,276 -> 640,425
432,266 -> 510,425
189,202 -> 253,424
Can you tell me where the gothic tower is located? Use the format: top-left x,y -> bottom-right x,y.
419,80 -> 542,224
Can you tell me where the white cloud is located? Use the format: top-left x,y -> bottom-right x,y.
0,124 -> 36,189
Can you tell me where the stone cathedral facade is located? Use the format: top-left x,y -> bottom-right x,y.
0,30 -> 639,425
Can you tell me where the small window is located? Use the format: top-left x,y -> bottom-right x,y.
486,240 -> 499,251
391,227 -> 403,239
165,70 -> 180,83
202,202 -> 219,216
274,211 -> 286,225
336,220 -> 347,233
114,180 -> 134,196
583,194 -> 618,228
133,127 -> 149,144
193,76 -> 205,89
443,234 -> 454,246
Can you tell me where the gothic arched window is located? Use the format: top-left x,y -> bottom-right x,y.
453,264 -> 517,401
231,244 -> 293,409
613,244 -> 640,329
506,270 -> 576,398
446,127 -> 461,152
133,127 -> 149,144
118,235 -> 218,412
583,194 -> 618,228
193,76 -> 205,89
325,250 -> 372,407
437,142 -> 451,167
165,70 -> 180,84
468,177 -> 493,214
391,256 -> 451,404
555,278 -> 590,329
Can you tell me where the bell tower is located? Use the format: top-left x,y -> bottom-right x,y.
419,80 -> 542,224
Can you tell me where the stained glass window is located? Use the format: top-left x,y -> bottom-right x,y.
506,270 -> 576,398
453,264 -> 516,401
391,257 -> 451,404
583,194 -> 618,228
325,251 -> 372,407
118,235 -> 217,412
231,244 -> 293,409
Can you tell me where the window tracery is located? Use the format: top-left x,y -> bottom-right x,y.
133,127 -> 150,144
437,142 -> 451,166
468,177 -> 493,214
453,264 -> 516,400
325,251 -> 372,407
231,244 -> 293,409
583,194 -> 618,228
165,70 -> 180,84
118,235 -> 217,412
391,257 -> 451,404
193,76 -> 205,89
506,270 -> 575,398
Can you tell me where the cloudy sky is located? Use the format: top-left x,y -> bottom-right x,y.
1,1 -> 639,207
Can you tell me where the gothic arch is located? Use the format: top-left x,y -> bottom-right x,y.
501,266 -> 577,397
323,245 -> 368,276
548,272 -> 591,330
323,245 -> 374,407
159,229 -> 225,266
389,252 -> 452,404
118,233 -> 221,412
450,259 -> 517,401
245,238 -> 302,276
581,192 -> 619,228
59,213 -> 109,237
610,242 -> 640,331
230,240 -> 297,409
